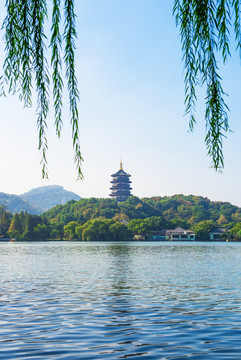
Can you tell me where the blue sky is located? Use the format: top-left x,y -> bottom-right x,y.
1,1 -> 241,206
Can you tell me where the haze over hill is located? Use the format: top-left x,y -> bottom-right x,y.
21,185 -> 81,213
0,192 -> 38,214
0,185 -> 81,214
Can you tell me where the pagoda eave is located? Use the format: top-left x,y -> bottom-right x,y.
110,162 -> 132,202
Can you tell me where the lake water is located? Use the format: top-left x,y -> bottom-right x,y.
1,241 -> 241,359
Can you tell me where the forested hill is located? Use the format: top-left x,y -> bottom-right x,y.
3,195 -> 241,242
43,195 -> 241,226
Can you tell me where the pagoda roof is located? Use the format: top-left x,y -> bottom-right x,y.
111,179 -> 131,184
111,168 -> 130,177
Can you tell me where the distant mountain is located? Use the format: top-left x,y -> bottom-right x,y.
0,192 -> 38,214
20,185 -> 81,213
0,185 -> 81,214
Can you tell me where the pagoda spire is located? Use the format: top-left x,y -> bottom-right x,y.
120,157 -> 123,170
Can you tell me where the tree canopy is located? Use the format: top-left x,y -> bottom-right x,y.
1,195 -> 241,241
1,1 -> 241,175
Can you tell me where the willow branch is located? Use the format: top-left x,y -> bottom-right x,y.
51,0 -> 63,138
32,0 -> 50,179
64,0 -> 83,180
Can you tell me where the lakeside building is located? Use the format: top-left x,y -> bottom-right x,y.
110,161 -> 132,202
165,227 -> 196,240
148,227 -> 196,241
209,227 -> 228,240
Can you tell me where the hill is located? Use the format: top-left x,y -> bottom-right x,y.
0,185 -> 81,214
3,194 -> 241,241
0,192 -> 37,214
43,194 -> 241,226
20,185 -> 81,213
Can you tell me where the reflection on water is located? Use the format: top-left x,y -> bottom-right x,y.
1,241 -> 241,359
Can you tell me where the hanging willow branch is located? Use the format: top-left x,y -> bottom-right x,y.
32,0 -> 50,179
173,0 -> 241,170
51,0 -> 63,138
3,1 -> 241,175
2,0 -> 83,179
64,0 -> 83,180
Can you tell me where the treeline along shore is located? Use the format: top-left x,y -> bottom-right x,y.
1,195 -> 241,241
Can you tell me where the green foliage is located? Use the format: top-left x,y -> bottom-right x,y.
76,218 -> 131,241
3,2 -> 241,175
142,195 -> 239,224
128,217 -> 171,235
80,219 -> 113,241
231,210 -> 241,223
34,223 -> 51,240
173,1 -> 241,170
63,0 -> 83,179
191,220 -> 216,240
2,0 -> 82,178
8,213 -> 23,239
6,211 -> 47,240
64,221 -> 79,239
49,228 -> 62,239
2,195 -> 241,241
2,2 -> 241,176
51,0 -> 63,138
0,206 -> 12,237
43,195 -> 241,231
230,223 -> 241,240
170,218 -> 189,229
44,196 -> 165,225
217,214 -> 228,225
23,214 -> 43,240
109,222 -> 132,241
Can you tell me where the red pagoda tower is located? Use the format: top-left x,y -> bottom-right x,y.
110,161 -> 132,202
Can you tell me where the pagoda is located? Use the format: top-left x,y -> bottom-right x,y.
110,161 -> 132,202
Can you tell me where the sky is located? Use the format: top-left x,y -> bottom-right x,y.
1,1 -> 241,206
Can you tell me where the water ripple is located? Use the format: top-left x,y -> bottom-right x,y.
1,241 -> 241,359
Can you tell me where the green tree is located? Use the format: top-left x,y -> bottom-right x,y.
0,205 -> 6,217
128,219 -> 148,235
64,221 -> 79,239
230,222 -> 241,240
23,214 -> 42,240
191,220 -> 216,241
80,219 -> 109,241
217,214 -> 228,225
33,224 -> 51,240
8,213 -> 23,239
128,216 -> 169,235
49,228 -> 63,240
77,218 -> 130,241
232,210 -> 241,223
109,222 -> 132,241
170,218 -> 189,229
75,225 -> 84,240
0,208 -> 12,237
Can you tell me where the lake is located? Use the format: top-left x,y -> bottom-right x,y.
1,241 -> 241,359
